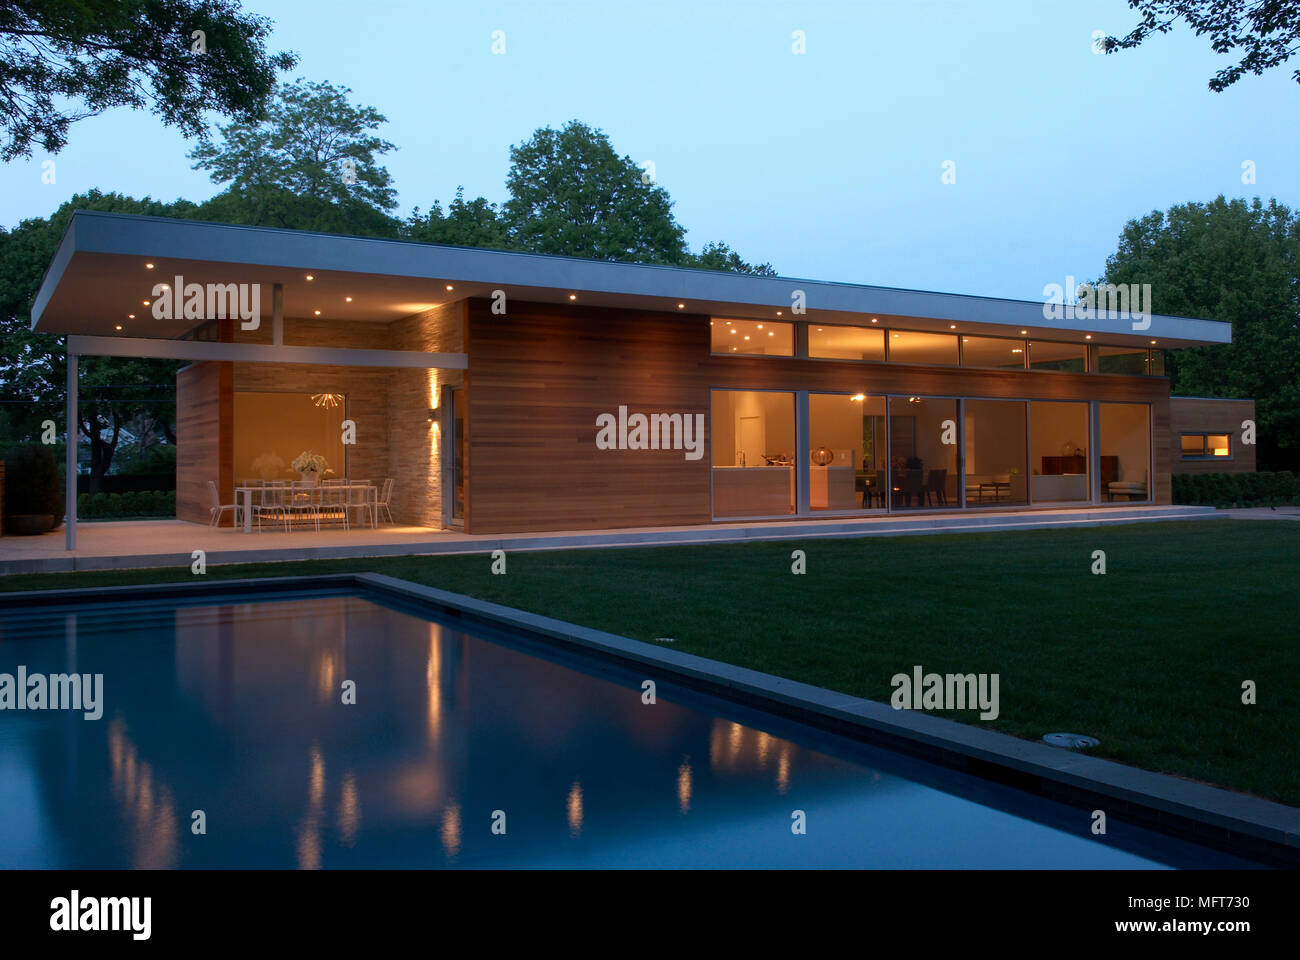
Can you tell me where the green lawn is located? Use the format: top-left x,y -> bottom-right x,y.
3,519 -> 1297,805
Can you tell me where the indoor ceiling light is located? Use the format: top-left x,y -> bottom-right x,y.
115,324 -> 123,331
677,303 -> 685,309
314,309 -> 321,315
446,284 -> 454,291
345,296 -> 353,302
306,274 -> 314,280
950,324 -> 957,329
1020,329 -> 1027,335
569,294 -> 577,300
1085,334 -> 1092,339
311,393 -> 343,409
142,300 -> 150,306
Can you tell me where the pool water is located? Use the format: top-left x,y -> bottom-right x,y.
0,591 -> 1259,869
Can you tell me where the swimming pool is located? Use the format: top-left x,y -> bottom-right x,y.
0,589 -> 1263,868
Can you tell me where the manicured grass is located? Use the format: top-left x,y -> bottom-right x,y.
3,519 -> 1297,805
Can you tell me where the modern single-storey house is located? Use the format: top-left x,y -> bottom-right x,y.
31,211 -> 1249,547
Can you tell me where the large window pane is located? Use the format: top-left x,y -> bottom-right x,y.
1030,401 -> 1090,502
961,336 -> 1026,369
888,330 -> 958,366
809,324 -> 885,361
1028,341 -> 1086,372
1097,346 -> 1148,375
963,400 -> 1027,505
809,393 -> 886,511
234,391 -> 346,481
711,318 -> 793,356
1100,402 -> 1150,502
711,390 -> 795,517
888,397 -> 958,509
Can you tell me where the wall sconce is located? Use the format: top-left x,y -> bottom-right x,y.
428,408 -> 437,421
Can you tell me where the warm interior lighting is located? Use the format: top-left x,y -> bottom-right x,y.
767,331 -> 774,336
757,323 -> 763,329
1011,348 -> 1023,353
145,262 -> 154,269
306,274 -> 314,280
311,393 -> 344,409
314,309 -> 321,315
345,296 -> 353,302
127,314 -> 134,319
114,324 -> 123,331
142,300 -> 150,306
1085,334 -> 1092,340
427,408 -> 436,421
850,393 -> 865,401
743,335 -> 750,340
1150,339 -> 1157,344
871,318 -> 878,323
776,311 -> 783,316
445,284 -> 454,291
950,324 -> 957,329
568,294 -> 577,300
1020,329 -> 1027,335
678,303 -> 685,309
730,329 -> 737,334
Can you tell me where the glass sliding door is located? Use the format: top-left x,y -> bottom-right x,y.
1029,401 -> 1090,503
963,400 -> 1028,506
1100,402 -> 1151,502
711,390 -> 796,517
888,397 -> 958,509
808,393 -> 886,511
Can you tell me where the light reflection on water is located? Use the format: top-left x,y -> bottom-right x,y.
0,593 -> 1261,869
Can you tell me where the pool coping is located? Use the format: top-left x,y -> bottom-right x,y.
2,572 -> 1296,866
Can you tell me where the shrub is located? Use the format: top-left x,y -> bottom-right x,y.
1172,471 -> 1300,507
75,490 -> 175,519
2,443 -> 63,525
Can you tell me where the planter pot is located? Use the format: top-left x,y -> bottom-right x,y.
7,514 -> 54,536
299,472 -> 318,486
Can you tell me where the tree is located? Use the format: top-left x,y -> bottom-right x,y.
1096,196 -> 1300,470
406,187 -> 511,249
688,240 -> 776,276
0,0 -> 297,160
190,78 -> 400,237
503,120 -> 689,263
1104,0 -> 1300,91
0,191 -> 189,484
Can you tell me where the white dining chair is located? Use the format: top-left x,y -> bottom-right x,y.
253,482 -> 288,532
207,481 -> 242,528
375,478 -> 394,525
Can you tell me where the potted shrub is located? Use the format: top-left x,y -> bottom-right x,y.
3,444 -> 63,535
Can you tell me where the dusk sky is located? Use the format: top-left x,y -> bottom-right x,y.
2,0 -> 1295,300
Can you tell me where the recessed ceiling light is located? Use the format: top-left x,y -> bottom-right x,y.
306,274 -> 314,281
744,335 -> 751,340
1020,329 -> 1027,335
1011,348 -> 1023,353
345,296 -> 352,302
1150,340 -> 1157,344
817,327 -> 823,331
871,318 -> 878,323
677,303 -> 685,309
142,300 -> 150,306
757,323 -> 763,329
768,331 -> 774,336
314,310 -> 321,315
962,338 -> 970,342
126,314 -> 134,320
145,263 -> 154,269
730,329 -> 737,334
446,285 -> 454,291
776,311 -> 782,316
158,283 -> 170,290
1085,334 -> 1092,340
950,324 -> 957,329
569,294 -> 577,301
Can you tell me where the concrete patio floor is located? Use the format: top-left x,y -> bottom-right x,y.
0,504 -> 1222,575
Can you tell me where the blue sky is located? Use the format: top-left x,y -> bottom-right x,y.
2,0 -> 1295,300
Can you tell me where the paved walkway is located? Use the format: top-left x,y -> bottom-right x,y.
0,504 -> 1221,575
1221,506 -> 1300,520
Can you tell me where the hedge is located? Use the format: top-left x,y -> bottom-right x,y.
1172,471 -> 1300,508
76,490 -> 176,519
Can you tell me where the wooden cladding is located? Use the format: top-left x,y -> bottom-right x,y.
464,298 -> 1174,533
176,361 -> 232,525
1170,397 -> 1256,474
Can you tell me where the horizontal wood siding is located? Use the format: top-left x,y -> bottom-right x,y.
1169,397 -> 1256,473
176,361 -> 232,524
466,298 -> 1175,532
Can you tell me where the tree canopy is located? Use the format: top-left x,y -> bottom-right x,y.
0,0 -> 296,160
1104,0 -> 1300,91
1098,196 -> 1300,470
190,78 -> 400,236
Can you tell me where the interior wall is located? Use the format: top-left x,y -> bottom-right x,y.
1100,402 -> 1150,483
1030,401 -> 1089,473
232,392 -> 346,481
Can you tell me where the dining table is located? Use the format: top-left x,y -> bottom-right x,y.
234,482 -> 378,533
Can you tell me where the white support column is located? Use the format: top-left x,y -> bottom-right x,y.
65,352 -> 77,551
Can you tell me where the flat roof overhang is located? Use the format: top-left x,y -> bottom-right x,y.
31,210 -> 1232,349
